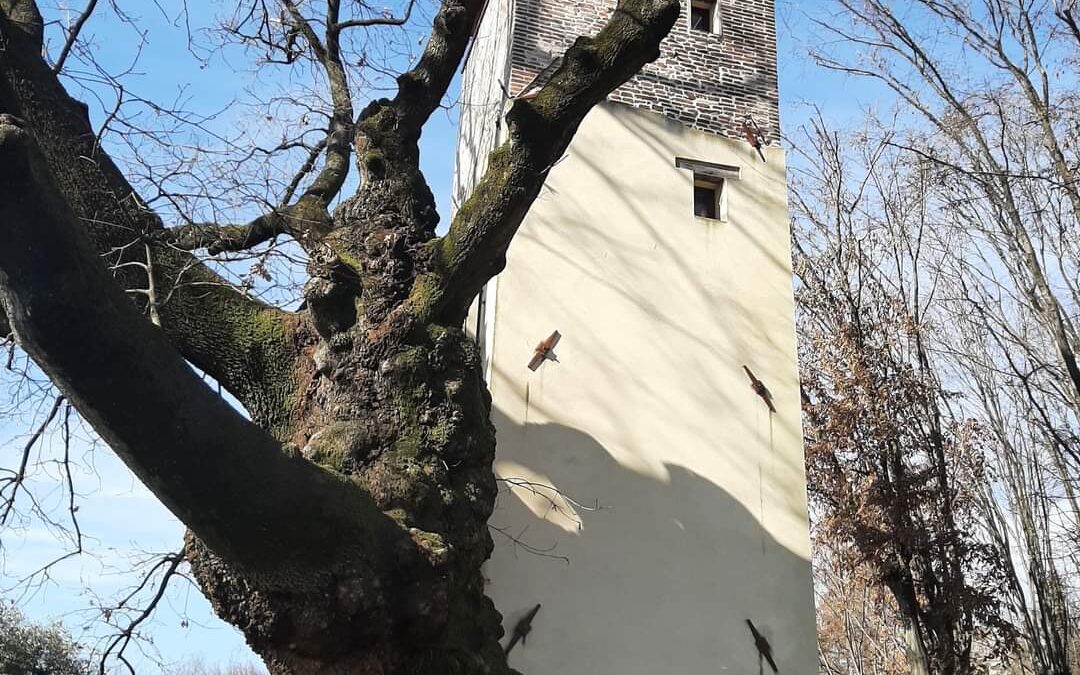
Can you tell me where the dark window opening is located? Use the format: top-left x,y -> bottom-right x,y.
677,157 -> 739,221
690,0 -> 718,33
694,181 -> 722,219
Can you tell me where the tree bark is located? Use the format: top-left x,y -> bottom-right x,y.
0,0 -> 680,671
882,572 -> 933,675
0,105 -> 502,675
0,8 -> 305,438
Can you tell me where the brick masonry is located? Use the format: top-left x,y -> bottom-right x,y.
507,0 -> 781,145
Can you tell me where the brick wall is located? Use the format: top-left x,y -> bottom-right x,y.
507,0 -> 780,144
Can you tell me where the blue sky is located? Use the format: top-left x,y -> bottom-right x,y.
1,1 -> 889,672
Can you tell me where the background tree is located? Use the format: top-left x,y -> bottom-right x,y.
167,658 -> 267,675
0,0 -> 680,673
0,601 -> 90,675
791,2 -> 1080,673
794,117 -> 1015,675
814,546 -> 908,675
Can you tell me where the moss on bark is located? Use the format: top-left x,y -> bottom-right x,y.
187,308 -> 508,675
0,1 -> 681,672
0,10 -> 305,437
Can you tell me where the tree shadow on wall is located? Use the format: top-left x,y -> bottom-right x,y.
485,409 -> 818,675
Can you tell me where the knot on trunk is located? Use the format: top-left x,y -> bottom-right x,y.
184,528 -> 455,671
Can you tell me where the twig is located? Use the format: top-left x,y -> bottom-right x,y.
489,524 -> 570,565
0,395 -> 65,525
99,550 -> 185,675
54,0 -> 100,73
61,402 -> 83,553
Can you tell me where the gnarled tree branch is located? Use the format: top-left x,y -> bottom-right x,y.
390,0 -> 486,135
429,0 -> 680,321
0,6 -> 303,434
282,0 -> 354,211
351,0 -> 489,176
320,0 -> 491,320
0,114 -> 407,572
348,0 -> 485,174
165,212 -> 289,254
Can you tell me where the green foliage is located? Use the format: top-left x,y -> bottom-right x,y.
0,603 -> 89,675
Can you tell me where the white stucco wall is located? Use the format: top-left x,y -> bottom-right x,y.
480,101 -> 818,674
452,0 -> 513,217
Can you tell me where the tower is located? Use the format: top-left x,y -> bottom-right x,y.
453,1 -> 817,672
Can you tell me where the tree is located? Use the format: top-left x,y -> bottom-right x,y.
814,544 -> 908,675
794,1 -> 1080,672
793,118 -> 1014,675
167,658 -> 267,675
0,602 -> 89,675
0,0 -> 679,673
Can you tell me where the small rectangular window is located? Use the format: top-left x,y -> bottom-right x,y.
694,182 -> 721,219
677,157 -> 740,222
689,0 -> 719,34
694,179 -> 725,220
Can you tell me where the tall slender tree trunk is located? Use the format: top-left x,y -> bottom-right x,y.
901,619 -> 932,675
884,573 -> 933,675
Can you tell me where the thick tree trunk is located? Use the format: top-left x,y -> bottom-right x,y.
185,312 -> 510,674
178,137 -> 517,670
0,0 -> 679,671
0,112 -> 507,673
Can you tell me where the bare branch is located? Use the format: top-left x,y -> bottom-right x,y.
0,113 -> 411,571
0,394 -> 63,525
335,0 -> 417,30
98,551 -> 184,675
281,136 -> 328,204
0,13 -> 303,430
1058,4 -> 1080,46
59,402 -> 83,555
488,524 -> 570,565
52,0 -> 99,73
164,211 -> 288,254
282,0 -> 353,209
388,0 -> 486,134
429,0 -> 680,321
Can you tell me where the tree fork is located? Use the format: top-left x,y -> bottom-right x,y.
0,0 -> 682,671
0,111 -> 496,673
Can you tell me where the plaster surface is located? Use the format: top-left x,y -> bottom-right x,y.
477,102 -> 818,674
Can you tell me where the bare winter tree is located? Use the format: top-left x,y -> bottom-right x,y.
809,0 -> 1080,469
0,0 -> 680,673
793,1 -> 1080,673
814,544 -> 908,675
793,117 -> 1015,675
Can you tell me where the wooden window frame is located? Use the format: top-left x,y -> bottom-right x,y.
677,157 -> 740,222
688,0 -> 721,35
